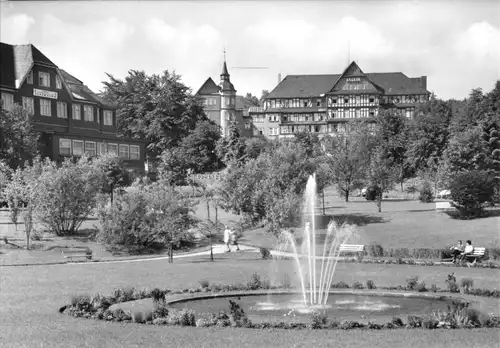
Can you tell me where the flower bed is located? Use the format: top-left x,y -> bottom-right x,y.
60,275 -> 500,330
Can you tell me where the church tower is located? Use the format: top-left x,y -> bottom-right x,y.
219,54 -> 236,137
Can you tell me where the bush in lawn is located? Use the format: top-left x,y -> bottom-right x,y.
449,170 -> 495,219
198,280 -> 210,289
406,276 -> 419,290
460,277 -> 474,293
366,280 -> 377,289
407,315 -> 423,328
430,284 -> 439,293
367,244 -> 384,257
418,181 -> 434,203
96,181 -> 196,251
391,317 -> 404,327
32,157 -> 104,236
331,281 -> 350,289
415,282 -> 427,292
260,247 -> 271,259
352,281 -> 364,289
445,273 -> 459,293
309,311 -> 328,329
247,273 -> 263,290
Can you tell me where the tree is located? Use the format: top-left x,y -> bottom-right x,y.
376,109 -> 413,191
102,70 -> 208,156
0,104 -> 39,170
442,126 -> 489,174
242,93 -> 260,109
368,146 -> 397,212
178,120 -> 221,173
92,154 -> 132,204
406,96 -> 453,191
220,141 -> 316,236
449,170 -> 494,219
293,131 -> 322,157
244,137 -> 270,160
216,121 -> 247,167
323,121 -> 374,202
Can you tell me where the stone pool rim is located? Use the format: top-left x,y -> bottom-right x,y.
164,289 -> 469,308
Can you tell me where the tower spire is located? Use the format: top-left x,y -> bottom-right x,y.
221,47 -> 229,77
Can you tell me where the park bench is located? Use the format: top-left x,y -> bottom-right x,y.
462,247 -> 486,265
61,248 -> 93,262
339,244 -> 365,254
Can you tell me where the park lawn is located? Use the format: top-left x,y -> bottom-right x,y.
1,252 -> 499,348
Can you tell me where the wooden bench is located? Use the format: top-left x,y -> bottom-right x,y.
61,248 -> 93,262
339,244 -> 365,254
462,247 -> 486,265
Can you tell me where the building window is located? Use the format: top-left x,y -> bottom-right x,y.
40,99 -> 51,116
22,97 -> 34,114
59,139 -> 71,156
72,140 -> 84,156
85,141 -> 96,157
316,99 -> 321,107
84,105 -> 94,122
27,70 -> 33,84
130,145 -> 140,160
103,110 -> 113,126
344,97 -> 349,104
56,75 -> 62,89
1,93 -> 14,111
57,102 -> 67,118
72,104 -> 81,120
119,144 -> 129,159
244,121 -> 251,129
107,143 -> 118,155
98,142 -> 107,155
369,96 -> 375,103
39,72 -> 50,87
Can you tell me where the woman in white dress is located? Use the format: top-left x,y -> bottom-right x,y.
223,226 -> 232,252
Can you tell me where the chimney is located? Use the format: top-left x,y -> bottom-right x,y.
419,76 -> 427,90
278,73 -> 282,84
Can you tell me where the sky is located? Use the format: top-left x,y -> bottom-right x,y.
1,1 -> 499,100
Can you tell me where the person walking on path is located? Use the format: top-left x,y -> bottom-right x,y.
230,227 -> 240,251
224,225 -> 232,252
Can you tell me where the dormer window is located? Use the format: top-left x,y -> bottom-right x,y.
39,72 -> 50,87
56,75 -> 62,89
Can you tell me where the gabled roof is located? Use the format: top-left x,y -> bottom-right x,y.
12,44 -> 57,88
60,68 -> 116,108
328,61 -> 385,95
266,74 -> 340,99
265,62 -> 429,99
195,77 -> 220,95
367,72 -> 428,95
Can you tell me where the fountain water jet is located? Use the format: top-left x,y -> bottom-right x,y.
278,174 -> 356,306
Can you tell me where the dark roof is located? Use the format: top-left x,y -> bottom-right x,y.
221,60 -> 229,76
61,69 -> 116,108
195,77 -> 220,95
367,73 -> 428,95
0,43 -> 16,88
267,64 -> 429,99
267,75 -> 340,99
60,69 -> 83,85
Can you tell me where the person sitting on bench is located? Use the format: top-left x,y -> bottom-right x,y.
459,240 -> 474,261
450,240 -> 464,263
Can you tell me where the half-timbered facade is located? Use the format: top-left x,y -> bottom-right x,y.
250,61 -> 430,139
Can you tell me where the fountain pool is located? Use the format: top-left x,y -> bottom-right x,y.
169,292 -> 458,323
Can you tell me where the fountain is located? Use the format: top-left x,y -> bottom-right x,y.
276,173 -> 356,306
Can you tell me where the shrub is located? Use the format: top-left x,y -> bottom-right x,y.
406,276 -> 419,290
365,185 -> 381,201
415,282 -> 427,292
430,284 -> 439,293
247,273 -> 263,290
70,294 -> 91,306
366,280 -> 376,289
419,181 -> 434,203
179,309 -> 196,326
340,320 -> 364,330
449,170 -> 495,219
309,311 -> 328,329
445,273 -> 459,293
422,316 -> 439,329
260,247 -> 271,260
367,321 -> 382,329
367,244 -> 384,257
352,281 -> 364,289
96,182 -> 196,249
391,317 -> 404,327
331,281 -> 350,289
460,277 -> 474,292
407,315 -> 423,328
